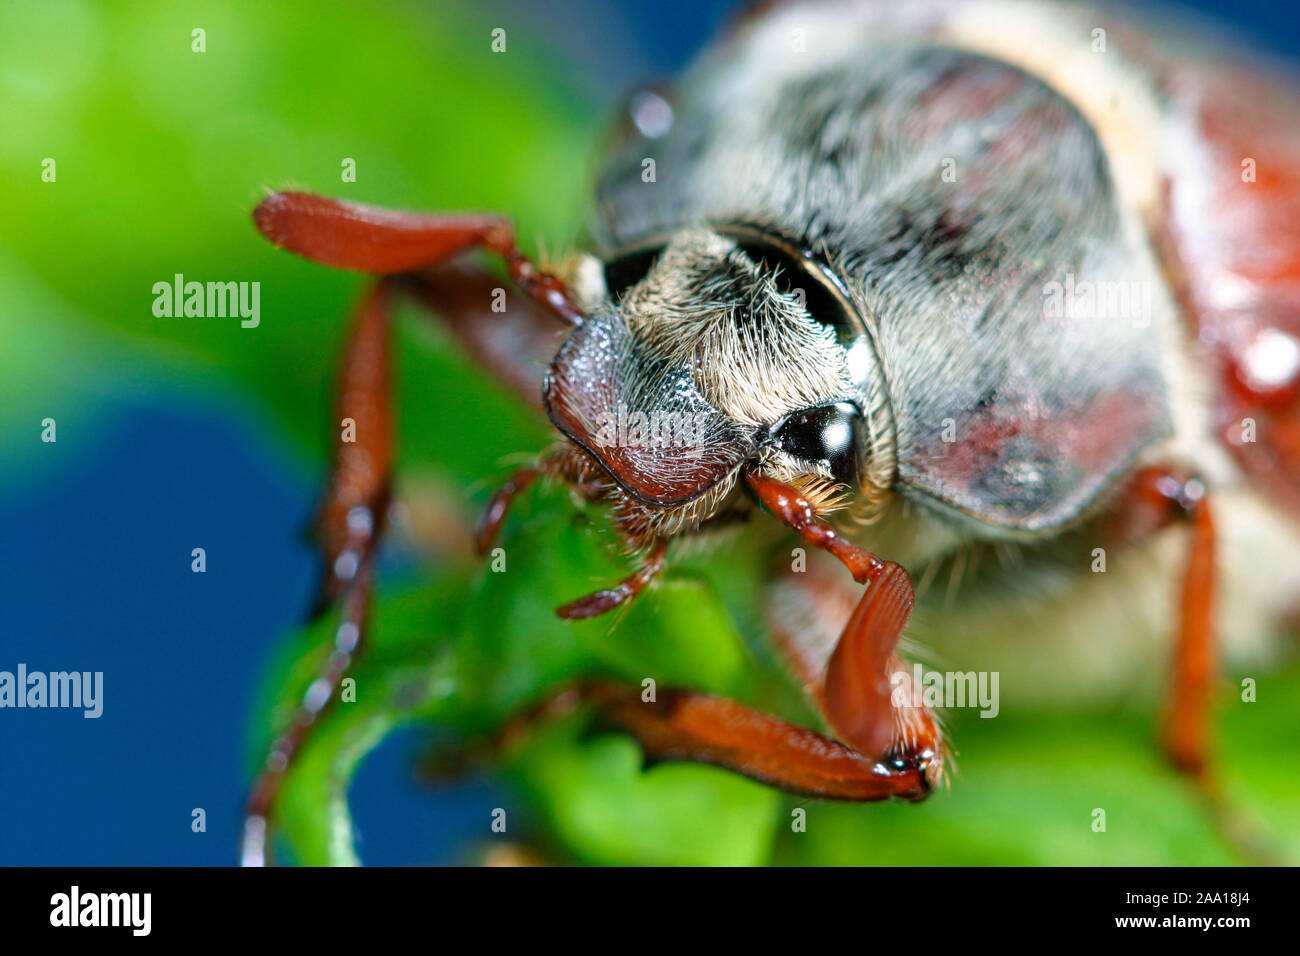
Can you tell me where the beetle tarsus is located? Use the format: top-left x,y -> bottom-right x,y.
555,539 -> 668,619
745,471 -> 885,583
241,512 -> 381,867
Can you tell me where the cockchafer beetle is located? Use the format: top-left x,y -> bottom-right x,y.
241,0 -> 1300,864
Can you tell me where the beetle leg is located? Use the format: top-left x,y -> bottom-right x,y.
473,440 -> 611,555
555,539 -> 669,620
254,191 -> 584,326
395,264 -> 567,414
1166,494 -> 1216,777
745,472 -> 885,583
474,465 -> 543,557
241,280 -> 394,866
1100,469 -> 1283,861
1106,466 -> 1217,778
421,678 -> 931,801
565,681 -> 933,801
472,442 -> 666,621
745,472 -> 944,781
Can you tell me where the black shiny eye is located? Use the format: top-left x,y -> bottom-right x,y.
773,402 -> 863,487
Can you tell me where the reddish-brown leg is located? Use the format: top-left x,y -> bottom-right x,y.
395,265 -> 566,413
256,194 -> 679,625
1107,466 -> 1217,779
556,539 -> 669,620
745,473 -> 884,584
425,468 -> 934,800
242,281 -> 393,866
1102,468 -> 1283,862
1166,495 -> 1215,776
254,191 -> 585,326
422,677 -> 931,802
475,465 -> 542,557
419,677 -> 933,801
582,681 -> 933,801
471,443 -> 669,621
476,465 -> 668,620
245,192 -> 588,864
746,472 -> 943,780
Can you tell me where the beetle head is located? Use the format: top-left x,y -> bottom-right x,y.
544,228 -> 895,536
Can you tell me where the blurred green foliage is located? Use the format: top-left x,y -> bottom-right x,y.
0,0 -> 585,478
3,0 -> 1296,866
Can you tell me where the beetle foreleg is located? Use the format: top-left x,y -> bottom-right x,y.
395,265 -> 567,413
474,442 -> 609,556
574,681 -> 934,802
746,471 -> 944,784
242,280 -> 394,866
254,191 -> 585,327
422,678 -> 933,802
745,472 -> 885,583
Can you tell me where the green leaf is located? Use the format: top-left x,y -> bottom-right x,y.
252,481 -> 784,865
250,579 -> 468,866
506,718 -> 782,867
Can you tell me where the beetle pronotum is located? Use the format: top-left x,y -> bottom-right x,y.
241,0 -> 1300,865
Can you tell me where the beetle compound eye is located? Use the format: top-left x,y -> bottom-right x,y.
773,402 -> 863,487
603,247 -> 663,300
